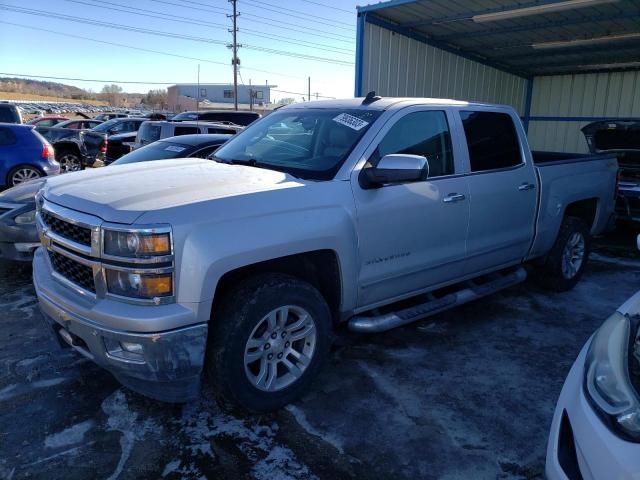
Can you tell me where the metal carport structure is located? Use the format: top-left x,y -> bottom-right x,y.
354,0 -> 640,152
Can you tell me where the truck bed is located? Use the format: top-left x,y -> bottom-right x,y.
528,150 -> 618,259
532,151 -> 613,165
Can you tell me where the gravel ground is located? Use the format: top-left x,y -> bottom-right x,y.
0,238 -> 638,480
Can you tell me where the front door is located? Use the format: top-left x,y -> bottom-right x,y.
351,108 -> 470,309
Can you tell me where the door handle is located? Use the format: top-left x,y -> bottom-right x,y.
518,182 -> 535,191
443,193 -> 466,203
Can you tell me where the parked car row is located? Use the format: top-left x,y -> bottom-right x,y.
0,133 -> 231,260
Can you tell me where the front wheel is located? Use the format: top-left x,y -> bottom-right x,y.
207,274 -> 332,413
536,216 -> 590,292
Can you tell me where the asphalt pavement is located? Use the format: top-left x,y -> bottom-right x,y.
1,237 -> 638,480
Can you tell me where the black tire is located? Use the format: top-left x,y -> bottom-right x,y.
536,216 -> 590,292
56,149 -> 83,173
207,273 -> 332,413
7,165 -> 43,187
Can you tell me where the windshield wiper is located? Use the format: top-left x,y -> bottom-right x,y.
213,156 -> 258,167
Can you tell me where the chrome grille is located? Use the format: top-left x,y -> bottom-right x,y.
42,211 -> 92,246
49,251 -> 95,293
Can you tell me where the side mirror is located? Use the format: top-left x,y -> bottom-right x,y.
360,154 -> 429,189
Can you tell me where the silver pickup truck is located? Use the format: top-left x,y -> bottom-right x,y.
33,97 -> 618,412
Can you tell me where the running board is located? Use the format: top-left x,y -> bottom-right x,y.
348,267 -> 527,333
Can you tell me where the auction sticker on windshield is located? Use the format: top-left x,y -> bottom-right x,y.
165,146 -> 187,153
333,113 -> 369,131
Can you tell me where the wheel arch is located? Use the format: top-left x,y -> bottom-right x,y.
210,249 -> 343,327
563,198 -> 599,233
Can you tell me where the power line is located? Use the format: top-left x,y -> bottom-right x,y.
297,0 -> 354,14
162,0 -> 355,40
0,73 -> 337,99
0,21 -> 307,80
63,0 -> 353,55
271,88 -> 334,99
0,5 -> 354,65
0,73 -> 176,84
239,0 -> 355,30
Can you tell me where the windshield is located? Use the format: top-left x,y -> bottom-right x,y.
92,118 -> 119,132
213,108 -> 381,180
111,141 -> 189,165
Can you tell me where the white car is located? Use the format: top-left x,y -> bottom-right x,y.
546,276 -> 640,477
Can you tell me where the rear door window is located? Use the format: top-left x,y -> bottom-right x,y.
174,126 -> 199,136
460,111 -> 522,172
138,123 -> 162,146
0,107 -> 18,123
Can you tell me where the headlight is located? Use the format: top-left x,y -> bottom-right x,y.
105,269 -> 173,300
103,229 -> 171,258
14,210 -> 36,225
585,311 -> 640,441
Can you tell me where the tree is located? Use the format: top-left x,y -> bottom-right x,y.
142,89 -> 168,109
101,84 -> 124,106
277,97 -> 295,105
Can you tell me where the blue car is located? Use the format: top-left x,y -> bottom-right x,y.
0,124 -> 60,188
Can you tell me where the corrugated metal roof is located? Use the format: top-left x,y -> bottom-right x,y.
358,0 -> 640,77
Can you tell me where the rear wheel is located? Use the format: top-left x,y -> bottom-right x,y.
8,166 -> 42,186
57,150 -> 82,172
207,274 -> 332,413
536,216 -> 590,292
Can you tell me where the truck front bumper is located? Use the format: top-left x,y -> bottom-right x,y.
33,248 -> 208,402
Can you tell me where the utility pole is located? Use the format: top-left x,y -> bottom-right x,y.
308,76 -> 311,102
196,63 -> 200,113
227,0 -> 240,110
249,78 -> 253,111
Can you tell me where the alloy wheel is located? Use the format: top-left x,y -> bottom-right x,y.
11,167 -> 41,186
561,231 -> 585,279
244,305 -> 317,392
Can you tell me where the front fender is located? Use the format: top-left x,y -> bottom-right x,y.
176,206 -> 360,317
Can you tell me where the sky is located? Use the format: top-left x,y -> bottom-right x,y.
0,0 -> 363,101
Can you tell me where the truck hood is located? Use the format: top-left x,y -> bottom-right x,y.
42,159 -> 307,224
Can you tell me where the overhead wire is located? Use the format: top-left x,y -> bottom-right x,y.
0,5 -> 355,65
159,0 -> 354,41
62,0 -> 353,55
240,0 -> 355,28
0,21 -> 308,80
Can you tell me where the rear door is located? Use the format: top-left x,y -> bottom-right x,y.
351,107 -> 470,308
458,110 -> 537,275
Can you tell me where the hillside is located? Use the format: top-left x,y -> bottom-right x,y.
0,77 -> 97,101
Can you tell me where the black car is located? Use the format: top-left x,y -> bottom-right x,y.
0,133 -> 232,261
92,117 -> 148,163
111,134 -> 231,165
0,103 -> 23,124
171,110 -> 260,126
582,121 -> 640,223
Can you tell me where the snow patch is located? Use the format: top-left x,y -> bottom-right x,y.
285,404 -> 345,454
45,420 -> 94,449
173,398 -> 315,479
101,390 -> 159,480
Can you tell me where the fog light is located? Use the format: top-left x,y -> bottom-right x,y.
104,337 -> 146,363
120,341 -> 143,354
